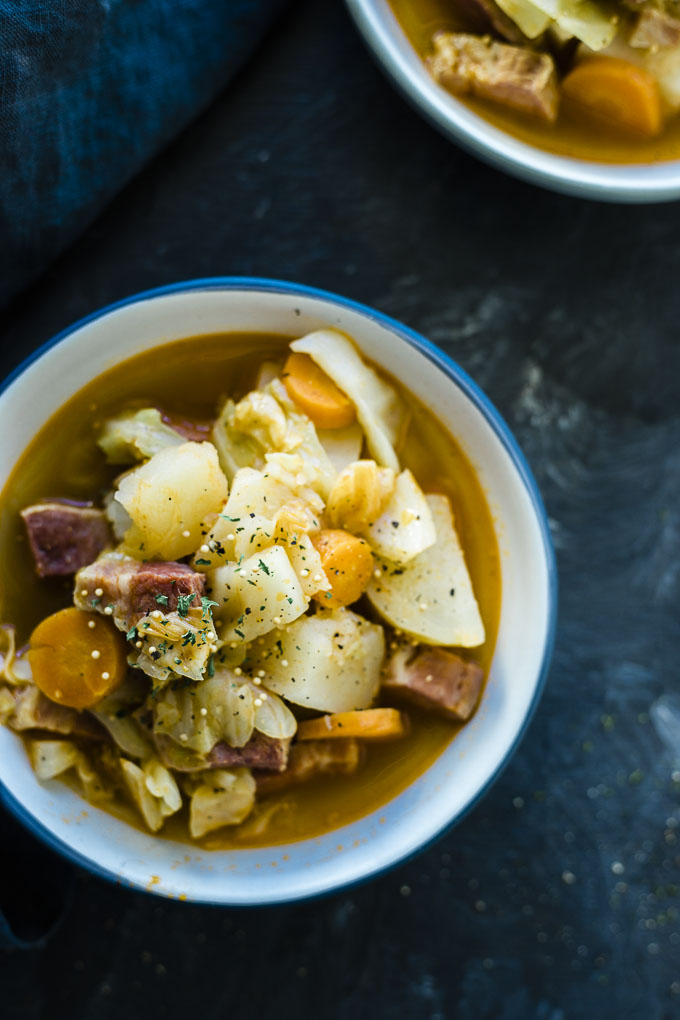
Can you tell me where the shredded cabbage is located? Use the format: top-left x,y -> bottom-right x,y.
326,460 -> 395,532
367,494 -> 485,647
152,671 -> 256,752
188,767 -> 256,838
0,625 -> 32,685
248,608 -> 385,712
90,676 -> 154,759
116,441 -> 228,560
129,610 -> 213,686
121,757 -> 181,832
318,422 -> 364,474
212,381 -> 336,497
98,408 -> 184,464
290,330 -> 407,472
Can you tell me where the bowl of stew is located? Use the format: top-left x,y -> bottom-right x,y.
347,0 -> 680,200
0,278 -> 556,904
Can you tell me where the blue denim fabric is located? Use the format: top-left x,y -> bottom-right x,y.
0,0 -> 286,308
0,0 -> 284,947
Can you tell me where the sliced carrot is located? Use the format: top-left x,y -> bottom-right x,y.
283,352 -> 355,429
297,708 -> 409,742
312,529 -> 374,608
29,607 -> 126,709
562,58 -> 662,138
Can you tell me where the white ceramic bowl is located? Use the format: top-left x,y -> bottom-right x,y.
0,279 -> 556,904
346,0 -> 680,203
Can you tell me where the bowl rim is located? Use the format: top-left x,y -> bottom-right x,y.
0,277 -> 558,902
345,0 -> 680,203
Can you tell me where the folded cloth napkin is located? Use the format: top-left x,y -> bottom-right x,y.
0,0 -> 286,947
0,0 -> 287,310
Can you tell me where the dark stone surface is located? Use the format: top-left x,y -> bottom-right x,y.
2,0 -> 680,1016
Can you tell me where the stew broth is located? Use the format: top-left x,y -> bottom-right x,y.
390,0 -> 680,164
0,333 -> 501,848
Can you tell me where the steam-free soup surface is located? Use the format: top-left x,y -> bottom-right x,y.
391,0 -> 680,164
0,333 -> 500,848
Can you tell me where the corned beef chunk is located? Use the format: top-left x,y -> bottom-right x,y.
428,32 -> 558,123
382,645 -> 484,722
74,558 -> 205,628
256,738 -> 363,795
21,502 -> 110,577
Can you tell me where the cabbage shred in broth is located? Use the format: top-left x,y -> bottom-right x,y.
0,333 -> 500,849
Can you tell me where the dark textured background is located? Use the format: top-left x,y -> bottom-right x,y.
2,1 -> 680,1017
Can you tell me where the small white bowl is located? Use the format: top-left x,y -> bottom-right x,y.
346,0 -> 680,203
0,279 -> 556,905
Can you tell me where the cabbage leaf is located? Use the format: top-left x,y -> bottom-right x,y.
188,767 -> 256,838
290,330 -> 407,472
364,469 -> 436,564
98,408 -> 184,464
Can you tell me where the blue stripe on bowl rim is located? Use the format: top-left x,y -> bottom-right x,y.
0,277 -> 558,905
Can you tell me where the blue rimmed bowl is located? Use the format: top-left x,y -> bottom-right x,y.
0,278 -> 556,904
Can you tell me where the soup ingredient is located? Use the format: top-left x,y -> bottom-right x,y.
317,422 -> 364,474
311,529 -> 374,608
522,0 -> 616,50
211,544 -> 309,644
6,683 -> 105,738
250,608 -> 384,712
630,7 -> 680,49
21,502 -> 110,577
207,732 -> 292,771
188,767 -> 256,838
283,352 -> 356,429
367,494 -> 485,647
296,708 -> 409,742
494,0 -> 550,38
256,738 -> 363,795
0,624 -> 32,686
562,58 -> 662,137
29,608 -> 126,709
212,383 -> 336,497
121,757 -> 182,833
74,557 -> 205,630
326,460 -> 395,531
364,468 -> 436,564
28,738 -> 80,780
428,32 -> 559,122
116,441 -> 228,560
383,645 -> 484,721
290,331 -> 407,472
97,408 -> 184,463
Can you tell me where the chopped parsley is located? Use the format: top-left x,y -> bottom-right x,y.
177,593 -> 196,617
155,594 -> 169,606
258,558 -> 271,575
126,625 -> 138,642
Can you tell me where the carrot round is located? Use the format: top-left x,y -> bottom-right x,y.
297,708 -> 409,742
312,529 -> 374,608
283,352 -> 355,429
562,58 -> 662,138
29,607 -> 126,709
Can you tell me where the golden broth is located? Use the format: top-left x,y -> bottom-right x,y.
0,333 -> 501,849
390,0 -> 680,164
